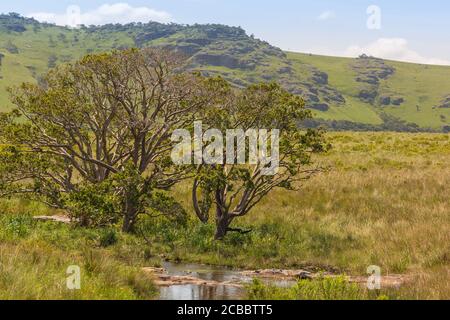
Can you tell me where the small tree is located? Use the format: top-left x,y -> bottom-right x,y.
0,48 -> 223,232
191,83 -> 329,240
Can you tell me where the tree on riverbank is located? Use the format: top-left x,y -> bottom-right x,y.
191,83 -> 329,239
0,48 -> 225,232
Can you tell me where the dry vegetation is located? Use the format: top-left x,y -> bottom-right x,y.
0,132 -> 448,299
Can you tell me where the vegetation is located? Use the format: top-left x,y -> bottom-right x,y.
246,277 -> 386,300
0,48 -> 224,232
0,13 -> 448,131
1,48 -> 326,240
0,200 -> 158,300
191,83 -> 328,239
0,132 -> 448,299
0,14 -> 448,300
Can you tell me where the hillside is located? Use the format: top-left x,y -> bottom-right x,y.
0,13 -> 449,131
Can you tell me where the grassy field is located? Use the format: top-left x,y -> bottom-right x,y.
0,132 -> 448,299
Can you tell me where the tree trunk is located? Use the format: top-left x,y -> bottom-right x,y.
214,209 -> 233,240
122,196 -> 138,233
214,217 -> 230,240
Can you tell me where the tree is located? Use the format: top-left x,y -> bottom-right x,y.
191,83 -> 329,239
0,48 -> 224,232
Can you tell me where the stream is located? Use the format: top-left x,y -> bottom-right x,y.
158,262 -> 297,300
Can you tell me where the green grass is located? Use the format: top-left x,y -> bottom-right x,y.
0,200 -> 158,300
246,277 -> 388,300
0,132 -> 449,300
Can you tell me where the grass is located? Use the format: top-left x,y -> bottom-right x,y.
0,132 -> 449,299
0,200 -> 158,300
246,277 -> 388,300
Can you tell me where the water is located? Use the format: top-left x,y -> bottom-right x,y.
158,262 -> 297,300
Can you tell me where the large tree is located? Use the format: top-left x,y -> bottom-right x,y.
191,83 -> 329,240
0,48 -> 224,232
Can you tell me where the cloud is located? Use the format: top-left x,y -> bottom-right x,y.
27,3 -> 173,27
317,11 -> 336,21
346,38 -> 450,66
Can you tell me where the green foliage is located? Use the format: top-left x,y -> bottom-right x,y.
98,228 -> 118,247
4,213 -> 35,237
65,181 -> 120,228
192,82 -> 328,238
0,48 -> 222,232
246,277 -> 378,300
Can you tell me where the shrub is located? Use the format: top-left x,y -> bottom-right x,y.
246,276 -> 379,300
99,228 -> 118,247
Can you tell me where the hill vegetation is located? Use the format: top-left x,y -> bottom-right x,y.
0,13 -> 449,131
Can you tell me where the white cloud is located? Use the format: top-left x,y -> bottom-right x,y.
317,11 -> 336,21
346,38 -> 450,66
27,3 -> 173,27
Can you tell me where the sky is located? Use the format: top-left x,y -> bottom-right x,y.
1,0 -> 450,65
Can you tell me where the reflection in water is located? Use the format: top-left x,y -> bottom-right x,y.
160,284 -> 244,300
158,262 -> 296,300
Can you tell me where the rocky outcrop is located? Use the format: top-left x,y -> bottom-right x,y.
309,103 -> 329,112
391,97 -> 405,106
437,95 -> 450,108
380,95 -> 405,106
311,70 -> 329,85
358,89 -> 377,103
194,53 -> 256,70
352,56 -> 395,103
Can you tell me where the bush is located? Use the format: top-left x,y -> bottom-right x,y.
246,276 -> 382,300
99,228 -> 118,247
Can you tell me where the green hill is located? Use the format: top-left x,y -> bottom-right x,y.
0,13 -> 449,131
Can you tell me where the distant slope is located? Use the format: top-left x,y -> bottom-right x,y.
0,13 -> 449,131
292,53 -> 450,129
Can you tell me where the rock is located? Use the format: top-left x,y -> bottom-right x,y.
311,71 -> 329,85
183,38 -> 212,46
174,44 -> 201,56
241,269 -> 314,280
356,75 -> 379,85
261,73 -> 275,80
437,95 -> 450,108
142,267 -> 166,274
194,53 -> 242,69
391,97 -> 405,105
305,93 -> 320,103
358,89 -> 377,103
320,88 -> 346,105
142,268 -> 243,288
352,57 -> 395,103
309,103 -> 329,112
379,95 -> 391,105
278,66 -> 292,74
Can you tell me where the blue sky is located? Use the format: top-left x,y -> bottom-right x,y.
1,0 -> 450,65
